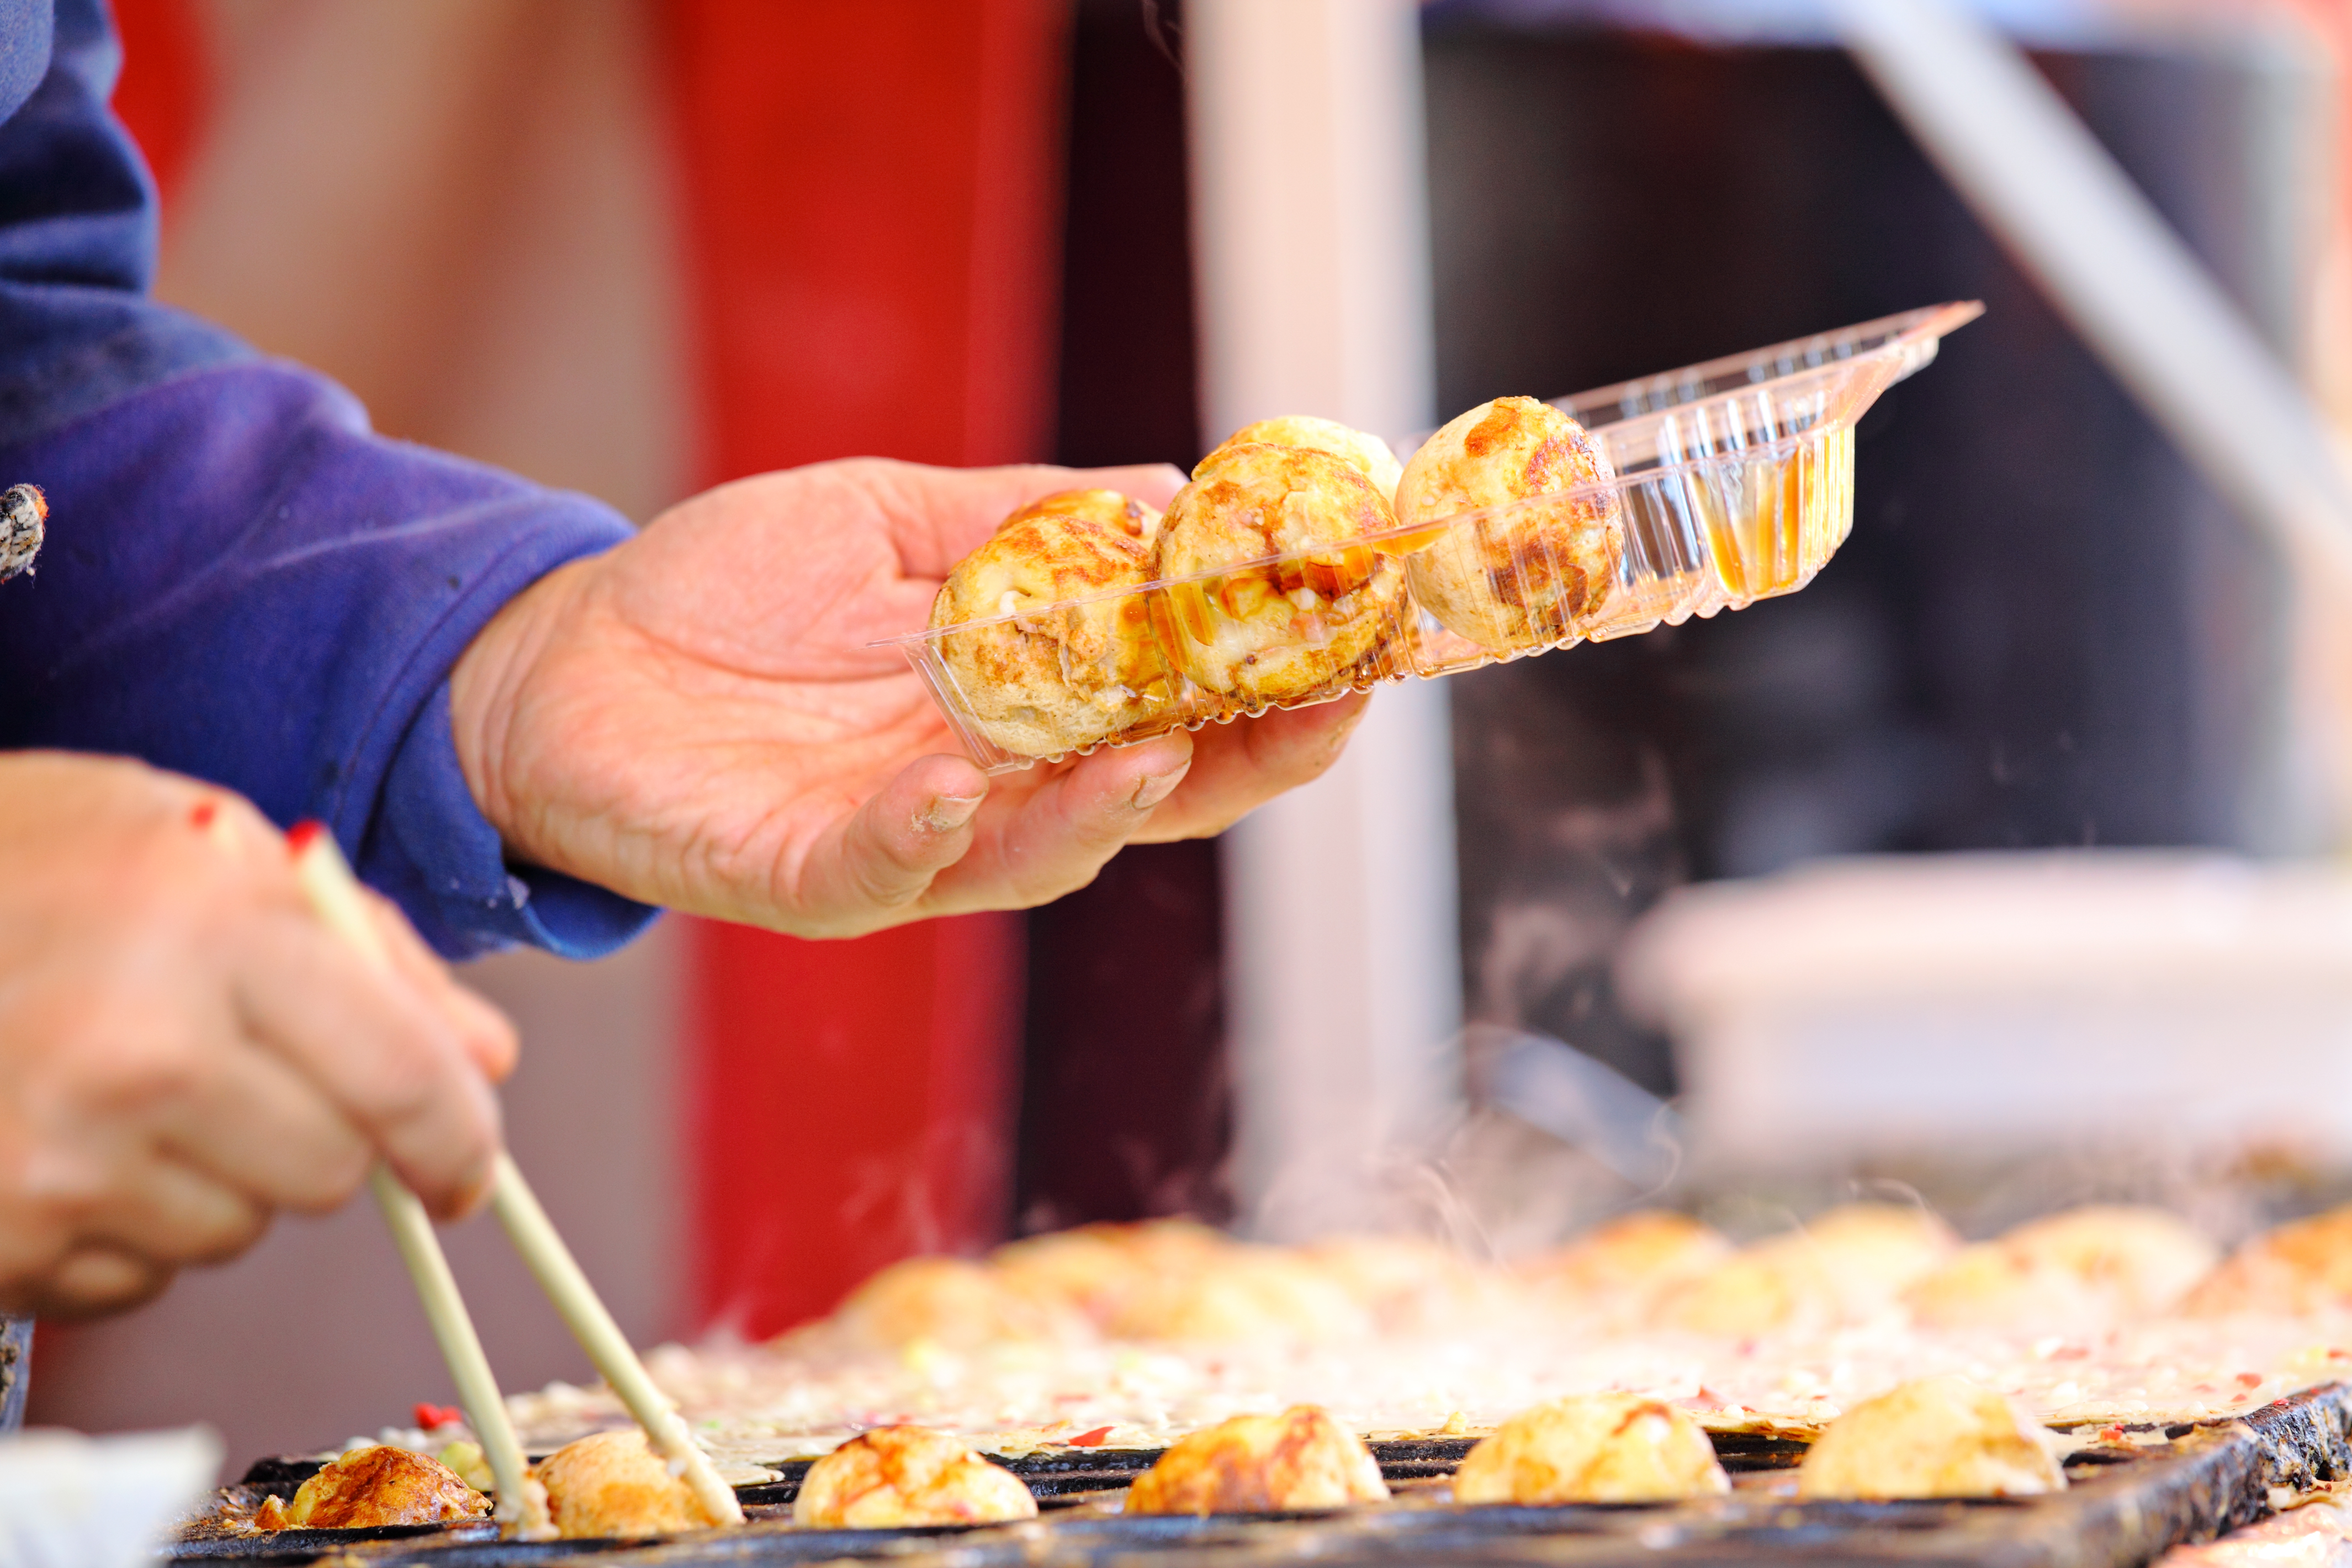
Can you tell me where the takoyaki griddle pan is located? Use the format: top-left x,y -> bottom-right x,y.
168,1382 -> 2352,1567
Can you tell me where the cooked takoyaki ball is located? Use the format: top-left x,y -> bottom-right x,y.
1904,1243 -> 2102,1333
2182,1203 -> 2352,1316
1106,1244 -> 1374,1344
533,1430 -> 726,1539
1299,1235 -> 1515,1333
930,489 -> 1172,757
1905,1206 -> 2218,1331
256,1445 -> 489,1530
987,1219 -> 1232,1327
1453,1395 -> 1729,1505
1661,1204 -> 1956,1336
830,1255 -> 1090,1352
2002,1206 -> 2217,1307
1395,396 -> 1623,652
1125,1406 -> 1389,1515
1201,416 -> 1405,504
793,1426 -> 1038,1528
1154,443 -> 1410,704
1799,1203 -> 1961,1298
1523,1211 -> 1731,1312
1796,1377 -> 2064,1501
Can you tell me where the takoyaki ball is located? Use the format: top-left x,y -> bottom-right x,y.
2001,1206 -> 2217,1308
1662,1204 -> 1956,1336
1906,1206 -> 2217,1330
1107,1245 -> 1374,1344
986,1227 -> 1142,1324
1201,416 -> 1405,505
1453,1395 -> 1729,1505
1299,1235 -> 1514,1332
1657,1249 -> 1809,1338
988,1219 -> 1232,1327
259,1445 -> 489,1530
1796,1378 -> 2064,1501
1155,443 -> 1409,705
1394,396 -> 1623,652
2182,1203 -> 2352,1317
793,1426 -> 1038,1528
830,1255 -> 1090,1351
1799,1203 -> 1961,1299
1901,1244 -> 2100,1333
534,1430 -> 724,1539
1125,1406 -> 1389,1516
1525,1211 -> 1731,1307
930,489 -> 1171,757
1117,1216 -> 1243,1272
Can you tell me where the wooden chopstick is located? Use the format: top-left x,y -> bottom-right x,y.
288,824 -> 743,1529
364,1168 -> 550,1536
287,825 -> 553,1539
488,1154 -> 743,1525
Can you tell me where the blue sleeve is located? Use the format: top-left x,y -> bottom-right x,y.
0,0 -> 658,959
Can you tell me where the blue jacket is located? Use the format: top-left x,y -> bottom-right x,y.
0,0 -> 657,958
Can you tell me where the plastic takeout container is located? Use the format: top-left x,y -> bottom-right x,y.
887,301 -> 1983,772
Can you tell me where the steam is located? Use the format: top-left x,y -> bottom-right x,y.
1475,1027 -> 1683,1190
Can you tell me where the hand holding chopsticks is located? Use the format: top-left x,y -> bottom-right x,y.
288,823 -> 743,1535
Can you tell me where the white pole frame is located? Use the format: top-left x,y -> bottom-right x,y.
1185,0 -> 1464,1239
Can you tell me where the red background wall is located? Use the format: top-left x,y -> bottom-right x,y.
661,0 -> 1064,1337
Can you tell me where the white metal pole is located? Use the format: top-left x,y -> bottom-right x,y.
1185,0 -> 1463,1239
1836,0 -> 2352,574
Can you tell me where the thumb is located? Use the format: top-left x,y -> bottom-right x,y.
786,754 -> 992,936
365,894 -> 519,1083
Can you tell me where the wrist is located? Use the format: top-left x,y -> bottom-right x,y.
448,558 -> 597,860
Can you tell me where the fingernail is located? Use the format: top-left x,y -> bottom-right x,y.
921,793 -> 984,833
1130,766 -> 1189,811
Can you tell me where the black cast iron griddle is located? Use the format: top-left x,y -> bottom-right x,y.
167,1382 -> 2352,1566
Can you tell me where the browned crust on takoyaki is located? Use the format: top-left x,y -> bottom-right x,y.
1154,444 -> 1408,704
930,489 -> 1174,756
1396,396 -> 1623,651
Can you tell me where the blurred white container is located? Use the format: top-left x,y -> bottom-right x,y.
0,1427 -> 219,1568
1618,853 -> 2352,1169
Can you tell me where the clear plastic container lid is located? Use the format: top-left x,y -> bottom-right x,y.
886,301 -> 1983,773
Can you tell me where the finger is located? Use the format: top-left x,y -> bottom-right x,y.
1127,692 -> 1369,843
925,731 -> 1195,914
173,782 -> 282,864
1066,462 -> 1189,510
364,894 -> 520,1083
874,460 -> 1193,576
9,1245 -> 174,1321
786,752 -> 994,936
69,1152 -> 267,1267
151,1041 -> 373,1215
233,912 -> 503,1220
